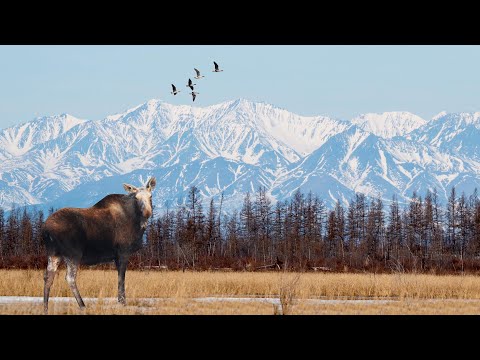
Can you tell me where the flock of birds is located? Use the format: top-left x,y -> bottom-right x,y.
170,61 -> 223,102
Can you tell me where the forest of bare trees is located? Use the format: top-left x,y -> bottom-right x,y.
1,186 -> 480,273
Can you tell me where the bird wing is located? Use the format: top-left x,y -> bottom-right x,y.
194,68 -> 200,76
192,93 -> 196,101
214,61 -> 218,70
171,84 -> 176,91
188,78 -> 192,86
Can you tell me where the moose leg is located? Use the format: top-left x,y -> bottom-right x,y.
65,258 -> 85,309
115,256 -> 128,305
44,255 -> 62,315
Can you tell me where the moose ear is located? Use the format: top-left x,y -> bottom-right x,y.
146,177 -> 157,192
123,183 -> 138,193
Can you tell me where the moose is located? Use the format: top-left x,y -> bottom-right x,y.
42,177 -> 156,314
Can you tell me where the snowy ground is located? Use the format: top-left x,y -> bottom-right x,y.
3,296 -> 480,314
0,296 -> 398,305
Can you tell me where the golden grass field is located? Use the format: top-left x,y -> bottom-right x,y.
2,269 -> 480,314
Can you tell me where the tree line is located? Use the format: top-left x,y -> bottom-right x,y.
1,186 -> 480,273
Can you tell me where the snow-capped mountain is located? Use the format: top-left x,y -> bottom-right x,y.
0,99 -> 478,212
408,112 -> 480,161
351,111 -> 427,139
0,114 -> 87,158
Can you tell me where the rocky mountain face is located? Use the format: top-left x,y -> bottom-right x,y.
1,99 -> 478,212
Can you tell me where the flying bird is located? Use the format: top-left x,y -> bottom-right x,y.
186,78 -> 196,91
194,68 -> 205,79
170,84 -> 180,95
212,61 -> 223,72
190,91 -> 199,102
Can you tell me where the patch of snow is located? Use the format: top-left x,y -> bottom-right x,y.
352,111 -> 427,138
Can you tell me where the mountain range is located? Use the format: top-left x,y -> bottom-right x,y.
1,98 -> 479,213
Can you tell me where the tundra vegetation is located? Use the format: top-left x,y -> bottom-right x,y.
2,270 -> 480,314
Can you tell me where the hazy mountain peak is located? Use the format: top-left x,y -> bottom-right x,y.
105,99 -> 166,122
0,113 -> 87,157
432,111 -> 447,121
351,111 -> 427,138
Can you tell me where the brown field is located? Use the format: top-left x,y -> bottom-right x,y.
2,270 -> 480,314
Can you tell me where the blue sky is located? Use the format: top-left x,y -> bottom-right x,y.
0,45 -> 479,128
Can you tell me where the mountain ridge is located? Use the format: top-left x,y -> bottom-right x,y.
1,98 -> 479,212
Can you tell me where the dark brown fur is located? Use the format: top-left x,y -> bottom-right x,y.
44,194 -> 145,265
42,178 -> 156,314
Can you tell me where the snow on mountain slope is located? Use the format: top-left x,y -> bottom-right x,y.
0,99 -> 479,212
273,126 -> 405,205
0,179 -> 40,208
44,157 -> 274,213
98,99 -> 342,168
409,112 -> 480,161
231,99 -> 350,156
0,114 -> 87,157
1,99 -> 328,209
273,123 -> 479,207
351,112 -> 427,139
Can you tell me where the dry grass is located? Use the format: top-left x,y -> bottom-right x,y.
0,299 -> 275,315
2,298 -> 480,315
276,272 -> 301,315
2,269 -> 480,314
2,269 -> 480,299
